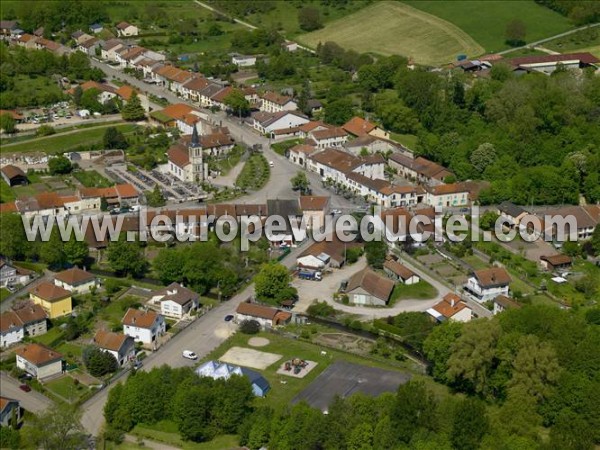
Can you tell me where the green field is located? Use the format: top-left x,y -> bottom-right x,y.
404,0 -> 572,53
1,179 -> 16,203
0,288 -> 10,303
44,375 -> 88,403
72,170 -> 113,188
298,1 -> 484,65
0,124 -> 136,154
390,280 -> 438,303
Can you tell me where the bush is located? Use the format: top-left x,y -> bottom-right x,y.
239,319 -> 261,334
307,300 -> 335,317
83,346 -> 118,377
36,125 -> 56,137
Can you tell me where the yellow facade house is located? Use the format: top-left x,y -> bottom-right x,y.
29,282 -> 72,319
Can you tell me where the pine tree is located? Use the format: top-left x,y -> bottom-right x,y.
121,91 -> 145,121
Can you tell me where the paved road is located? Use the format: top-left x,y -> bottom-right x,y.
0,273 -> 50,313
80,240 -> 311,436
0,372 -> 53,413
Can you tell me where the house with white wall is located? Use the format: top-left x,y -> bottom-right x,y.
427,293 -> 472,322
424,183 -> 470,208
122,308 -> 165,346
116,21 -> 139,37
15,343 -> 63,380
464,267 -> 512,302
308,127 -> 348,149
259,92 -> 297,113
54,268 -> 97,294
235,301 -> 291,329
149,283 -> 199,319
252,111 -> 309,135
93,330 -> 136,367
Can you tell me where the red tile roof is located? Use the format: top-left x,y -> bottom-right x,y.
473,267 -> 512,288
122,308 -> 160,328
299,196 -> 329,211
29,282 -> 71,302
343,116 -> 376,137
236,301 -> 279,320
261,91 -> 293,106
506,52 -> 600,67
346,268 -> 395,302
1,164 -> 26,180
383,260 -> 416,281
54,268 -> 95,285
115,183 -> 138,198
167,144 -> 190,168
15,343 -> 62,366
94,330 -> 130,352
432,293 -> 469,319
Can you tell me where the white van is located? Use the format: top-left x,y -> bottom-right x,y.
182,350 -> 197,360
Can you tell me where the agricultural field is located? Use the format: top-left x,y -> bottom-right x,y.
0,123 -> 136,154
543,25 -> 600,56
404,0 -> 573,53
298,1 -> 484,66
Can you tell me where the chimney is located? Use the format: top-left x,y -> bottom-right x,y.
450,298 -> 455,307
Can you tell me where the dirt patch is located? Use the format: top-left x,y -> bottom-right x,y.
417,254 -> 444,265
248,337 -> 270,347
219,346 -> 282,370
69,370 -> 102,387
314,332 -> 374,356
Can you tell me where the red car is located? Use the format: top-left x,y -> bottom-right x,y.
19,384 -> 31,392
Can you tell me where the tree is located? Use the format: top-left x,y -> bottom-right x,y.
506,19 -> 527,46
590,224 -> 600,256
146,185 -> 166,207
387,312 -> 435,352
63,237 -> 89,267
72,85 -> 83,106
446,320 -> 502,396
364,239 -> 387,269
239,319 -> 261,334
291,171 -> 309,193
103,126 -> 128,149
106,238 -> 147,277
253,262 -> 296,306
479,211 -> 500,231
392,381 -> 438,443
26,404 -> 86,450
40,228 -> 67,268
324,98 -> 354,125
121,91 -> 145,121
84,346 -> 118,376
470,143 -> 497,173
0,213 -> 35,260
298,7 -> 323,32
0,113 -> 16,134
223,89 -> 250,117
48,155 -> 73,175
548,408 -> 594,450
451,398 -> 489,450
0,426 -> 20,449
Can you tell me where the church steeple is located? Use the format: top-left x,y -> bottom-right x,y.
191,125 -> 199,147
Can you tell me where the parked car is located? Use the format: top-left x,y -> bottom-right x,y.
224,315 -> 234,322
182,350 -> 197,360
269,161 -> 274,167
19,384 -> 31,392
18,373 -> 32,381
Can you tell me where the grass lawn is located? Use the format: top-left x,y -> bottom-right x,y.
404,0 -> 572,54
0,179 -> 16,203
131,421 -> 239,450
543,26 -> 600,54
31,327 -> 64,347
209,145 -> 244,176
298,1 -> 484,65
55,341 -> 84,360
389,133 -> 418,150
100,295 -> 145,326
235,154 -> 269,191
390,280 -> 438,303
526,294 -> 558,307
1,124 -> 136,154
72,170 -> 113,188
0,288 -> 10,303
44,375 -> 88,403
462,254 -> 488,271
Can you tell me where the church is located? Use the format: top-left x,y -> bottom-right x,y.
166,126 -> 205,183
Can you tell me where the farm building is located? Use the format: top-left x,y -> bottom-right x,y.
195,360 -> 270,397
1,165 -> 28,186
344,268 -> 395,306
383,259 -> 420,285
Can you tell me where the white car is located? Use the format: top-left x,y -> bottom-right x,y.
182,350 -> 197,360
269,161 -> 274,167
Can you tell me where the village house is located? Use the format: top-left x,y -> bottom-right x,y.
17,33 -> 38,49
116,21 -> 139,37
281,40 -> 298,52
199,131 -> 235,157
149,282 -> 199,319
465,267 -> 512,302
54,268 -> 97,294
122,308 -> 166,345
308,127 -> 348,149
538,205 -> 599,241
29,282 -> 72,319
0,259 -> 32,288
231,54 -> 257,67
297,235 -> 363,269
181,77 -> 211,102
345,268 -> 395,306
100,39 -> 125,61
492,295 -> 521,315
424,183 -> 470,208
72,31 -> 93,45
288,144 -> 318,167
427,293 -> 472,323
0,311 -> 23,348
235,301 -> 292,329
307,148 -> 385,185
252,111 -> 309,136
297,121 -> 331,139
299,196 -> 330,230
1,165 -> 27,186
388,153 -> 454,185
68,80 -> 117,105
89,23 -> 103,34
77,36 -> 100,56
540,254 -> 572,272
259,92 -> 297,113
383,259 -> 420,285
15,192 -> 70,219
93,330 -> 136,367
15,343 -> 63,380
150,103 -> 207,135
345,172 -> 421,208
344,134 -> 399,156
0,397 -> 21,428
342,116 -> 390,140
497,202 -> 528,228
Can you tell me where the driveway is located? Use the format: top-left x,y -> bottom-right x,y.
0,272 -> 49,313
292,256 -> 447,320
0,372 -> 53,413
80,240 -> 312,436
